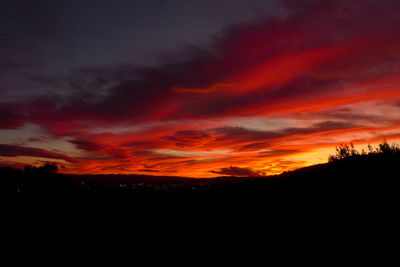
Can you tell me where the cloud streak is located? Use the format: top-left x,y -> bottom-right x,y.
0,144 -> 78,163
2,0 -> 400,176
210,166 -> 266,177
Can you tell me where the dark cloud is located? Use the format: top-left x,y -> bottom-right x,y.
283,121 -> 358,136
140,121 -> 360,153
299,108 -> 398,126
237,142 -> 272,152
25,74 -> 60,87
177,77 -> 346,119
69,139 -> 105,152
0,60 -> 35,72
69,139 -> 127,159
256,149 -> 300,157
210,166 -> 265,177
213,126 -> 282,142
124,141 -> 165,150
162,130 -> 212,148
0,144 -> 78,163
3,0 -> 398,133
213,121 -> 357,144
100,164 -> 130,172
0,106 -> 25,129
2,0 -> 400,176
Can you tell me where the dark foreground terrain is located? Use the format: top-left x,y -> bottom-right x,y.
2,142 -> 399,212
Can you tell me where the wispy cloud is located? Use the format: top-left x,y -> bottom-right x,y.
0,144 -> 78,163
2,0 -> 400,176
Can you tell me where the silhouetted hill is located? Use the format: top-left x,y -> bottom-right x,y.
2,141 -> 399,212
207,142 -> 400,210
68,173 -> 249,185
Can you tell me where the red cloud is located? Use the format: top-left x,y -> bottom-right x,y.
3,0 -> 400,177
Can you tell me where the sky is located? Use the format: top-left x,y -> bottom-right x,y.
1,0 -> 400,177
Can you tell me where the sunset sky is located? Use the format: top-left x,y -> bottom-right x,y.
1,0 -> 400,177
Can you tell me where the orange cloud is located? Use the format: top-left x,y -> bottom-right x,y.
3,0 -> 400,177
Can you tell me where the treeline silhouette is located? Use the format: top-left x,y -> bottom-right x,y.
328,140 -> 400,162
1,163 -> 75,194
1,141 -> 399,210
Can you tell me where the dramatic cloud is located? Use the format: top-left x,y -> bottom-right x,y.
2,0 -> 400,176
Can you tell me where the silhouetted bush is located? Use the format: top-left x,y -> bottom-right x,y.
328,140 -> 400,162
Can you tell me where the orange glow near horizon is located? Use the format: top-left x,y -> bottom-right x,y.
2,1 -> 400,178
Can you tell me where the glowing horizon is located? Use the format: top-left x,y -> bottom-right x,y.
2,0 -> 400,177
